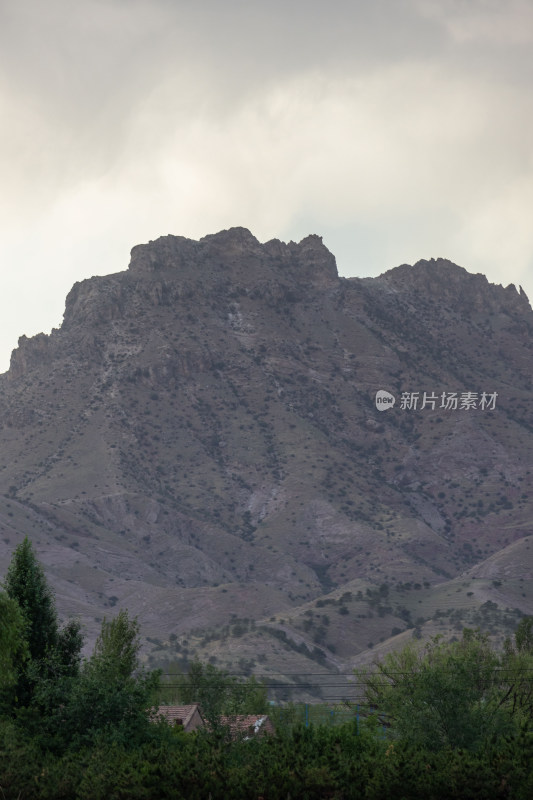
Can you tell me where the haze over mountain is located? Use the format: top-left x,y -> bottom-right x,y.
0,227 -> 531,695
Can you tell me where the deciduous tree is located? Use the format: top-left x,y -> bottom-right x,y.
500,616 -> 533,723
178,660 -> 267,726
355,628 -> 517,751
89,609 -> 141,680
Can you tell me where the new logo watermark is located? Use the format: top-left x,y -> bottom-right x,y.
375,390 -> 498,411
375,390 -> 396,411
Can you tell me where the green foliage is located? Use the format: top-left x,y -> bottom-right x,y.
174,660 -> 268,726
33,665 -> 161,753
2,538 -> 83,708
4,537 -> 58,661
55,618 -> 84,677
2,539 -> 532,797
1,539 -> 160,758
0,591 -> 28,697
2,714 -> 532,799
89,609 -> 141,680
67,609 -> 160,750
27,610 -> 160,754
500,616 -> 533,723
512,616 -> 533,654
355,626 -> 532,752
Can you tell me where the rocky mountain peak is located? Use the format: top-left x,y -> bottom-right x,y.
127,227 -> 338,289
8,228 -> 339,378
380,257 -> 532,316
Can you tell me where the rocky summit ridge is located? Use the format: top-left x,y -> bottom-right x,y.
0,228 -> 532,693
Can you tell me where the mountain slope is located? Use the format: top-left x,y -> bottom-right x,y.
0,227 -> 531,684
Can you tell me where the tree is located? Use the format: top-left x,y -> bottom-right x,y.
355,628 -> 517,752
4,537 -> 58,661
2,538 -> 83,709
0,592 -> 28,697
500,616 -> 533,723
48,662 -> 160,752
27,610 -> 160,753
89,609 -> 141,680
177,660 -> 268,726
513,616 -> 533,654
55,618 -> 84,678
57,610 -> 159,750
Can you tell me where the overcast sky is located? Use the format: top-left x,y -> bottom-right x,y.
1,0 -> 533,372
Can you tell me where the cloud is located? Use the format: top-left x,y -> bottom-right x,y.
417,0 -> 533,45
0,0 -> 532,371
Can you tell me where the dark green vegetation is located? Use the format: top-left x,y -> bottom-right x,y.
3,717 -> 533,800
1,539 -> 158,752
158,659 -> 268,726
356,622 -> 533,752
2,540 -> 533,798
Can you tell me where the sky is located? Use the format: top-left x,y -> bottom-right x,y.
1,0 -> 533,372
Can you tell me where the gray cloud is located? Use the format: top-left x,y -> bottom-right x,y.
1,0 -> 532,371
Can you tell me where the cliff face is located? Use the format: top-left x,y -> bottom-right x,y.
127,227 -> 338,287
0,227 -> 532,678
382,258 -> 531,316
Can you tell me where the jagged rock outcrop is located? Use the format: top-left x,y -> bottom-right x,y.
382,258 -> 531,316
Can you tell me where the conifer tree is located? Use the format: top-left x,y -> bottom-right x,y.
0,591 -> 28,695
4,537 -> 58,661
3,537 -> 82,708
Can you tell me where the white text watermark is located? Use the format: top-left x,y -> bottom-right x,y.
375,390 -> 498,412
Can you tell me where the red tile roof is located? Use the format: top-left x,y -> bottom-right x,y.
154,704 -> 204,731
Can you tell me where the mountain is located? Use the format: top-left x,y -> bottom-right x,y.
0,227 -> 532,697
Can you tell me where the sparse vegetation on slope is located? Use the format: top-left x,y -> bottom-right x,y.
0,228 -> 531,681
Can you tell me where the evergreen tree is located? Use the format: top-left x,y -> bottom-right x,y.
4,537 -> 58,661
2,537 -> 83,709
0,591 -> 28,698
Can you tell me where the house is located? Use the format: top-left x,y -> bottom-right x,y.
217,714 -> 275,740
154,704 -> 205,732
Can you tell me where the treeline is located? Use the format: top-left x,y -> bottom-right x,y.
3,716 -> 532,799
1,538 -> 533,798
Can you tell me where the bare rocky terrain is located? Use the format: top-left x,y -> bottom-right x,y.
0,227 -> 531,697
